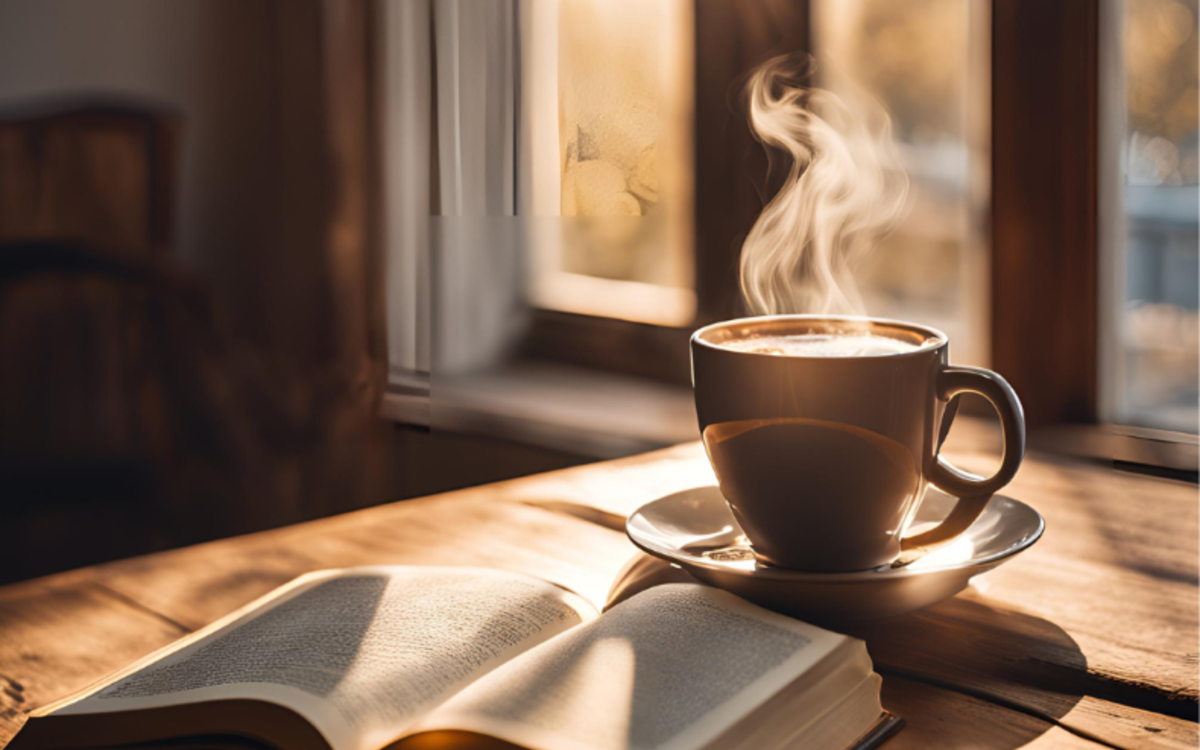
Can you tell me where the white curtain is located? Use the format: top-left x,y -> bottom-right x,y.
381,0 -> 531,392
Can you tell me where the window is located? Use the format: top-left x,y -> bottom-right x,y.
523,0 -> 696,327
1106,0 -> 1199,433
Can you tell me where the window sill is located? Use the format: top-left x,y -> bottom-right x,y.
381,360 -> 698,460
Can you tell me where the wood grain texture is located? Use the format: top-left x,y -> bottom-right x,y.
882,676 -> 1104,750
0,581 -> 186,744
0,418 -> 1193,749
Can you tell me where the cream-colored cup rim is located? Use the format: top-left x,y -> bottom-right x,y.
692,314 -> 948,360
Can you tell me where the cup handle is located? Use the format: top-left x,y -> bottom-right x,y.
901,365 -> 1026,550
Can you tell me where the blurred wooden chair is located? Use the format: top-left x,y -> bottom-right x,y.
0,238 -> 286,584
0,101 -> 203,581
0,99 -> 178,255
0,92 -> 393,583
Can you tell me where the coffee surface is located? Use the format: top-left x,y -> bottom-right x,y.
718,332 -> 921,357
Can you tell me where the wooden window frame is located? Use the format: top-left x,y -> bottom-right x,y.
991,0 -> 1100,428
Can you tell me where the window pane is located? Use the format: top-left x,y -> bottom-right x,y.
1114,0 -> 1199,433
523,0 -> 695,326
811,0 -> 990,365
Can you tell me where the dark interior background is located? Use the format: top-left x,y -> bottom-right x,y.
0,0 -> 600,584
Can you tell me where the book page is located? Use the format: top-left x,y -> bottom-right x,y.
413,584 -> 846,750
52,567 -> 595,750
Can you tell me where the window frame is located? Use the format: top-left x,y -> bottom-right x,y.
990,0 -> 1100,428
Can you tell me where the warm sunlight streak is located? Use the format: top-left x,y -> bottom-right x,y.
907,535 -> 977,571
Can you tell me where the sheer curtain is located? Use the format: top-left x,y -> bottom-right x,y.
381,0 -> 531,399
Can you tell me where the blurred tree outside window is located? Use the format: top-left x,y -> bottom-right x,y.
1115,0 -> 1199,433
811,0 -> 991,367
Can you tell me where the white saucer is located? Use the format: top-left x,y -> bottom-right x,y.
625,486 -> 1044,622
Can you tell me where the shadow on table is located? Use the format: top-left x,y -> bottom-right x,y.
840,596 -> 1088,722
851,591 -> 1195,720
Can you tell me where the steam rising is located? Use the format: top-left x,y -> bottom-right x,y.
739,55 -> 909,316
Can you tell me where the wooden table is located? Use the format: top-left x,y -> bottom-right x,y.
1,420 -> 1196,749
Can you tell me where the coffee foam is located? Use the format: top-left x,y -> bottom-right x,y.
718,332 -> 921,357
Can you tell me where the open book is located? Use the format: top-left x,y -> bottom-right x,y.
11,566 -> 901,750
